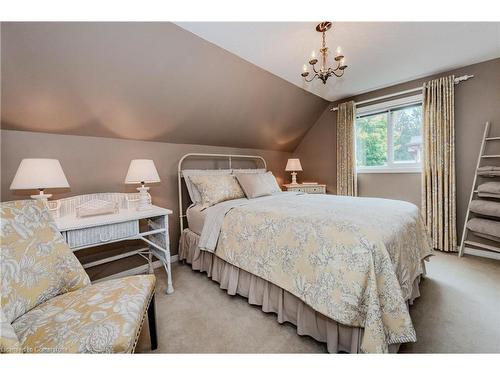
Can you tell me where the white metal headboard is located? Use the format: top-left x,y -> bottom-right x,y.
177,153 -> 267,233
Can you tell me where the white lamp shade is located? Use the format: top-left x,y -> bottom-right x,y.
10,159 -> 70,190
285,158 -> 303,172
125,159 -> 161,184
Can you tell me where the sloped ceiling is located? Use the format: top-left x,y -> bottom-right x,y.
177,22 -> 500,101
0,22 -> 328,152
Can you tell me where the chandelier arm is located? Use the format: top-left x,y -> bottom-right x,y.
326,61 -> 339,74
304,73 -> 319,83
330,70 -> 345,78
311,64 -> 319,74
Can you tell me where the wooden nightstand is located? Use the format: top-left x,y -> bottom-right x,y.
283,183 -> 326,194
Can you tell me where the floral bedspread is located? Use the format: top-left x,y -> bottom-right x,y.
213,194 -> 433,353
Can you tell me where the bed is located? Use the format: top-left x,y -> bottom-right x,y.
177,153 -> 433,353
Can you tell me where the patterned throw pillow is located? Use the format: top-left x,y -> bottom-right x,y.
0,200 -> 90,324
189,175 -> 245,209
182,169 -> 232,204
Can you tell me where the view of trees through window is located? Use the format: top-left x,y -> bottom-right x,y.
356,113 -> 388,167
356,104 -> 422,169
392,105 -> 422,163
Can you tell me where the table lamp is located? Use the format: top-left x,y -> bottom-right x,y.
285,158 -> 303,185
125,159 -> 160,211
10,158 -> 70,200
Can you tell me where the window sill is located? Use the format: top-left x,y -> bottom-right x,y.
357,168 -> 422,174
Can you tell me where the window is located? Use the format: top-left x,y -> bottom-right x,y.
355,95 -> 423,173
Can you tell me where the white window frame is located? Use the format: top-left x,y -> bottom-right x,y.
355,94 -> 423,174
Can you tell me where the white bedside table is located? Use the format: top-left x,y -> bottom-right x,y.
51,193 -> 174,294
283,183 -> 326,194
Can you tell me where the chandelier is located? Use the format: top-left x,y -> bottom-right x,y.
301,21 -> 347,84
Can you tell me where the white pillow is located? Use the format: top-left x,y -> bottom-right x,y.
182,169 -> 232,204
263,171 -> 282,193
235,171 -> 281,199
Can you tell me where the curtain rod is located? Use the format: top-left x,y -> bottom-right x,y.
329,74 -> 474,112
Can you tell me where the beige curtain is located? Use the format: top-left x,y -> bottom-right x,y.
422,75 -> 456,252
336,101 -> 357,196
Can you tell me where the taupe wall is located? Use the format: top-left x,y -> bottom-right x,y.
356,173 -> 421,207
1,130 -> 292,253
1,21 -> 498,254
0,22 -> 328,271
293,108 -> 337,193
294,58 -> 500,239
1,22 -> 328,152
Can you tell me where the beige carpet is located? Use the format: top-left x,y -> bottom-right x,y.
135,252 -> 500,353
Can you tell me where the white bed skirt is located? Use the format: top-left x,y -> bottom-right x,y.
179,228 -> 422,353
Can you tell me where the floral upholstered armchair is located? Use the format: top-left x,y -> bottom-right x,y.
0,200 -> 157,353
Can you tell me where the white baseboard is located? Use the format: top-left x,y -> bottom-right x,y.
464,247 -> 500,261
170,254 -> 179,263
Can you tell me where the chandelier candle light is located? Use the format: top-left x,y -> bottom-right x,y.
301,22 -> 347,84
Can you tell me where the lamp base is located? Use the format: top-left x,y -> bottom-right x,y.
136,186 -> 152,211
31,191 -> 52,201
289,171 -> 299,185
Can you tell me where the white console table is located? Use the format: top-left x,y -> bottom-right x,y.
51,193 -> 174,294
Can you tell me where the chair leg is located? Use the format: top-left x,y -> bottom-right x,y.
147,294 -> 158,350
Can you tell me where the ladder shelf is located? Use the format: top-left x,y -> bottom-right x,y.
459,121 -> 500,258
463,241 -> 500,253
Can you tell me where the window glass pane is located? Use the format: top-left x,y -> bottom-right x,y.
392,105 -> 422,164
355,112 -> 388,167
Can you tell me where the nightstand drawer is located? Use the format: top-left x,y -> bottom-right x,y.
65,220 -> 139,249
284,184 -> 326,194
303,186 -> 325,194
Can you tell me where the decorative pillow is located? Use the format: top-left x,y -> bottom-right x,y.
231,168 -> 267,175
261,171 -> 282,193
235,172 -> 281,199
182,169 -> 232,204
0,308 -> 21,353
0,200 -> 91,324
189,175 -> 245,209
